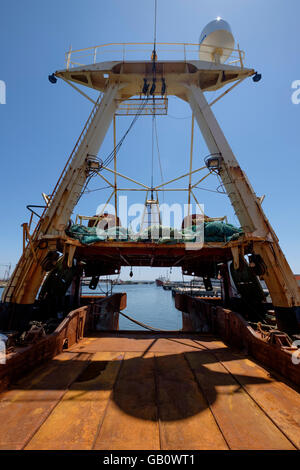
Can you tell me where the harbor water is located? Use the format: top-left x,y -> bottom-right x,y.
0,285 -> 182,331
84,283 -> 182,331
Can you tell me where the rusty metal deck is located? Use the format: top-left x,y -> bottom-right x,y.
0,333 -> 299,450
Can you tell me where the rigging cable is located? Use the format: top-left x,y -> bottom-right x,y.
153,0 -> 157,51
79,0 -> 157,200
151,114 -> 155,194
84,185 -> 111,194
76,168 -> 99,203
101,97 -> 148,168
154,116 -> 164,201
167,114 -> 192,120
150,0 -> 158,197
77,98 -> 148,201
194,186 -> 226,195
151,0 -> 158,76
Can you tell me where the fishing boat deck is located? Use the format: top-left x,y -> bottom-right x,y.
0,333 -> 299,450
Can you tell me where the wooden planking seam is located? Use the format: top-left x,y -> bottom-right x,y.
91,352 -> 125,450
182,352 -> 231,450
202,346 -> 299,450
153,354 -> 163,450
186,341 -> 298,450
153,351 -> 228,450
25,352 -> 124,450
194,340 -> 299,449
92,351 -> 160,450
21,352 -> 94,450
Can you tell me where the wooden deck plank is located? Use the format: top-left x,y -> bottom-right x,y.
1,334 -> 299,450
70,335 -> 214,354
197,345 -> 300,449
0,351 -> 90,450
93,352 -> 160,450
155,352 -> 228,450
25,352 -> 123,450
186,349 -> 296,450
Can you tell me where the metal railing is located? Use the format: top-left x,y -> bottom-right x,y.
115,96 -> 168,116
65,42 -> 245,70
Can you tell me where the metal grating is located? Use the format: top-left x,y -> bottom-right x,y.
115,97 -> 168,116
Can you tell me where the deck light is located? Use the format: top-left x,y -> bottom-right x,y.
86,155 -> 101,171
48,73 -> 57,84
253,72 -> 262,82
205,155 -> 223,170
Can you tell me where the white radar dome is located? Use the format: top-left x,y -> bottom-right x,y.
199,18 -> 235,63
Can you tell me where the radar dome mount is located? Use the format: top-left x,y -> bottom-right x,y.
199,18 -> 235,64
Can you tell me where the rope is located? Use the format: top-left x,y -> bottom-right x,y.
119,310 -> 173,332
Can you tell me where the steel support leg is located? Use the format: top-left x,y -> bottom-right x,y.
185,84 -> 300,333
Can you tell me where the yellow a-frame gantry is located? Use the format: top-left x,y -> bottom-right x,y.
2,42 -> 300,334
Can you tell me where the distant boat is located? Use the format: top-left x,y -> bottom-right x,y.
155,276 -> 166,286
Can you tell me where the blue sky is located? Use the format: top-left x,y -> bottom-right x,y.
0,0 -> 299,280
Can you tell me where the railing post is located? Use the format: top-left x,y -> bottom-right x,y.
21,223 -> 37,262
237,43 -> 244,69
66,45 -> 72,70
28,212 -> 34,232
22,223 -> 26,254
